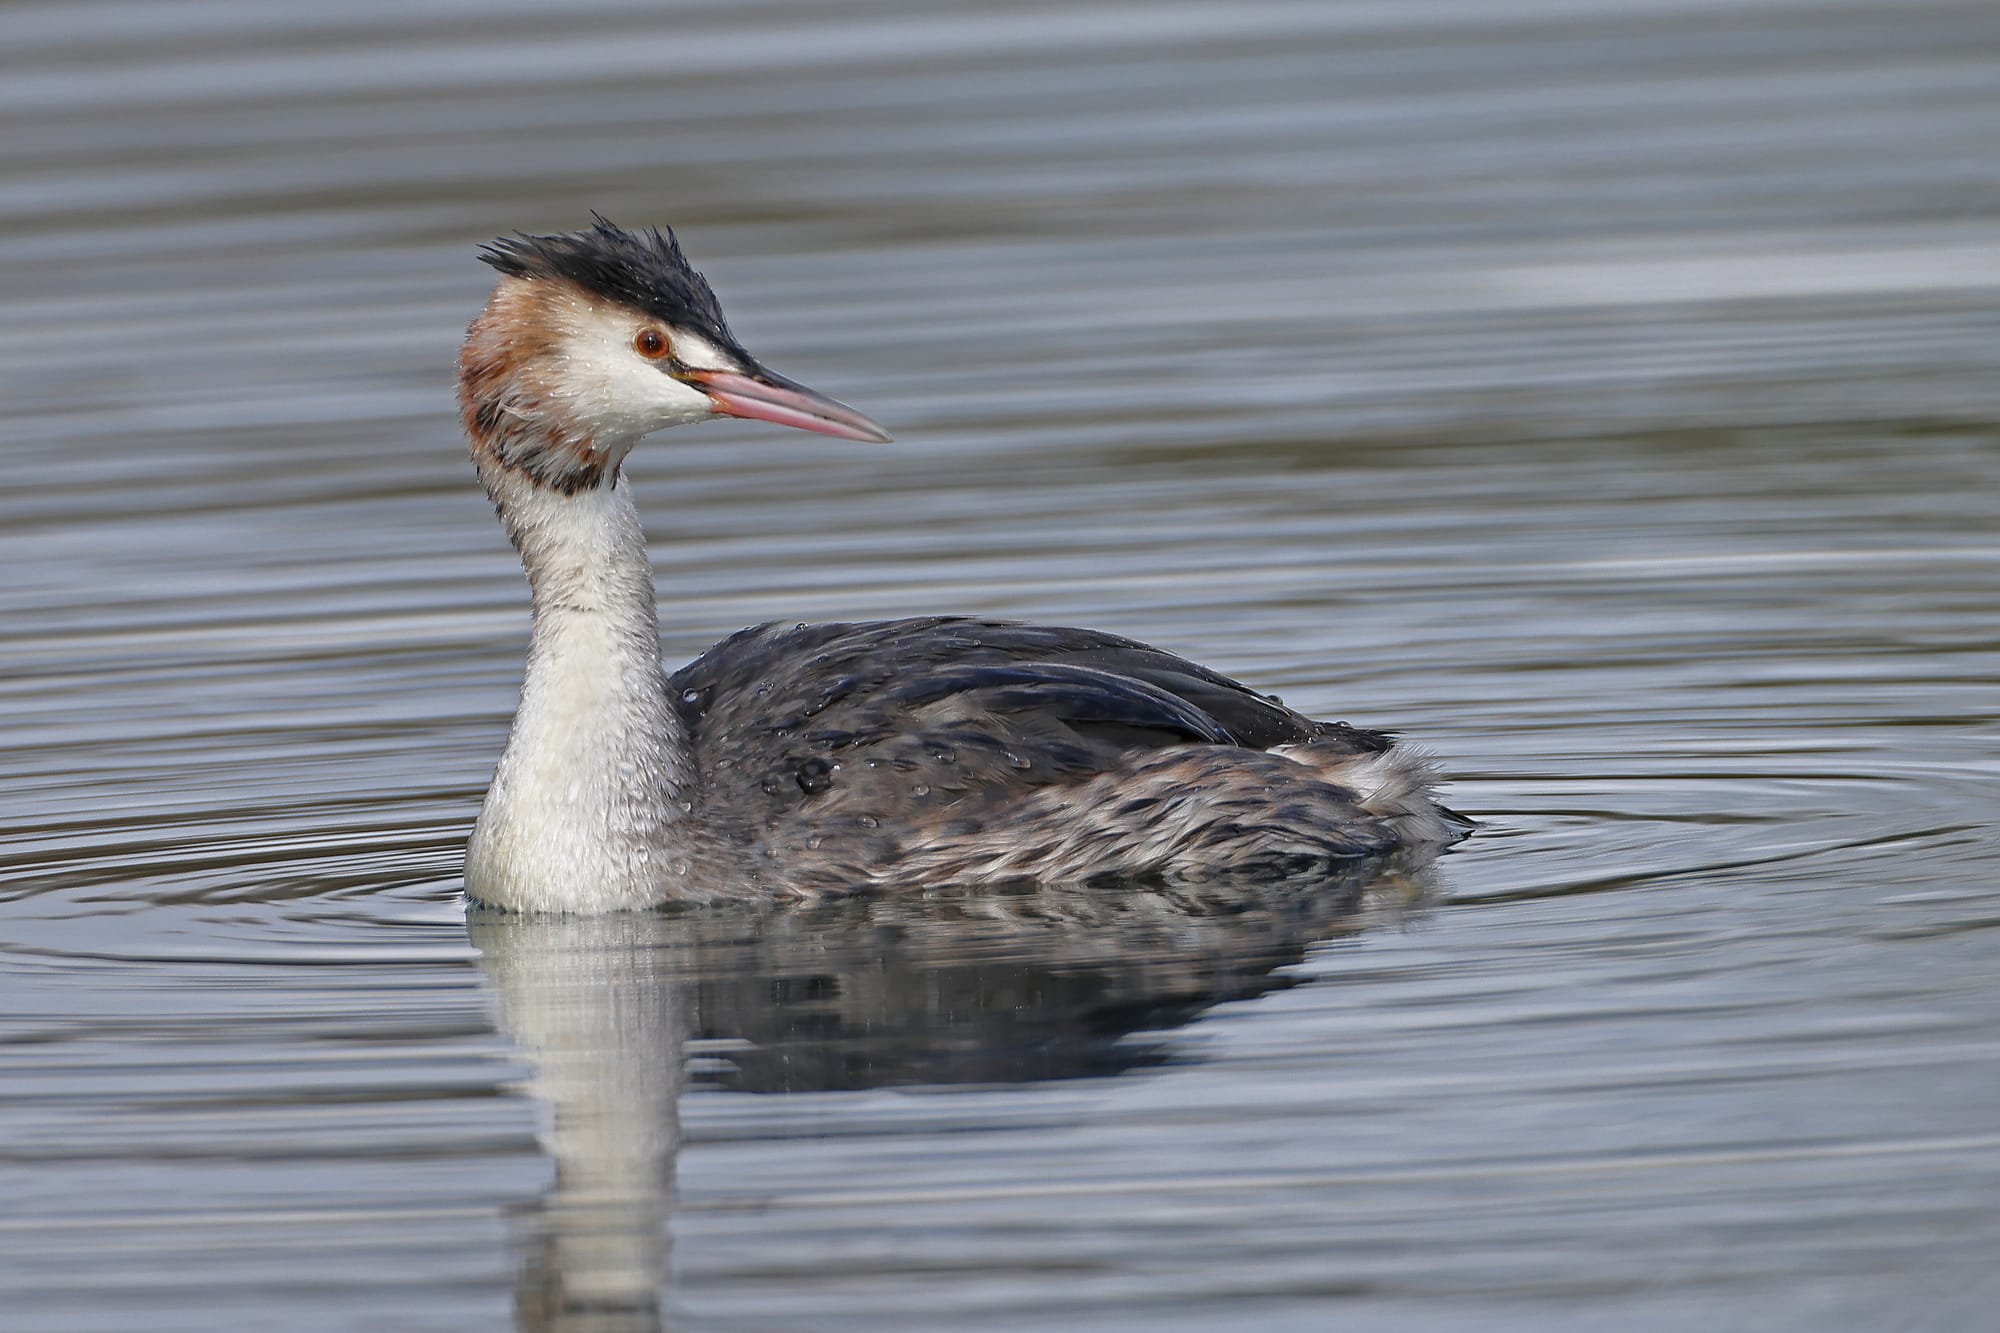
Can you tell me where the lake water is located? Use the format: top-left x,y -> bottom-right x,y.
4,1 -> 1998,1328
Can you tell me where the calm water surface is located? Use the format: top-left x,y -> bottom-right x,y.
4,2 -> 1998,1329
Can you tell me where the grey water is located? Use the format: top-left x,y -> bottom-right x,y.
4,1 -> 1999,1328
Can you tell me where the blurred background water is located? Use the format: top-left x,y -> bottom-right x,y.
3,1 -> 1998,1328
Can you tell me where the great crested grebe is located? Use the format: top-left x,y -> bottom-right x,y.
460,217 -> 1467,913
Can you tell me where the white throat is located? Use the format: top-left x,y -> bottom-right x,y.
466,462 -> 692,913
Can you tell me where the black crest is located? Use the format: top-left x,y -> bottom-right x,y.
478,214 -> 739,347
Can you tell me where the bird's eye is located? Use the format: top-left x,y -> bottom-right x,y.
634,329 -> 669,359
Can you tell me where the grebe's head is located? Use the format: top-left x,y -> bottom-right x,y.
459,215 -> 890,494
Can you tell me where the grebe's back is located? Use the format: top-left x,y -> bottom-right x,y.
673,615 -> 1466,898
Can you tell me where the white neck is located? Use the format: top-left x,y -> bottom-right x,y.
466,460 -> 692,912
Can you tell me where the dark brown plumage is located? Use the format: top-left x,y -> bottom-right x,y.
672,616 -> 1464,896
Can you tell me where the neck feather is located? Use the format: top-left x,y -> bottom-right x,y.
466,456 -> 693,913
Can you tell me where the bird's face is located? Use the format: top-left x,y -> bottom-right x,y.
561,296 -> 892,448
461,275 -> 889,494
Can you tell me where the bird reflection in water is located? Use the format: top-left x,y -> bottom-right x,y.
469,853 -> 1443,1331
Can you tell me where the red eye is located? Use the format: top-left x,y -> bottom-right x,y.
634,329 -> 669,359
